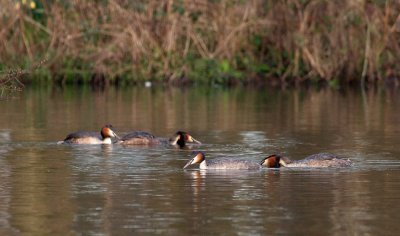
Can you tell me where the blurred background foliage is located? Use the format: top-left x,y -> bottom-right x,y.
1,0 -> 400,87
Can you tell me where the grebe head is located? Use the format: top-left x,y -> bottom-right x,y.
260,154 -> 288,168
101,125 -> 120,140
171,131 -> 201,147
183,151 -> 205,169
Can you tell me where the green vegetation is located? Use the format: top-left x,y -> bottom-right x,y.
1,0 -> 400,86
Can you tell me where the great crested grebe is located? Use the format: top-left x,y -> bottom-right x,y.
58,125 -> 120,144
261,153 -> 353,168
183,151 -> 262,170
119,131 -> 201,148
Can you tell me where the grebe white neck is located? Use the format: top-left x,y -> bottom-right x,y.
102,137 -> 113,144
199,160 -> 207,169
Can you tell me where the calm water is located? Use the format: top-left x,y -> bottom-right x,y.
1,86 -> 400,235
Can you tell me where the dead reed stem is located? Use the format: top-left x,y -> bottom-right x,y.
0,0 -> 399,85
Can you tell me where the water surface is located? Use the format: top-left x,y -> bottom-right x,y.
1,86 -> 400,235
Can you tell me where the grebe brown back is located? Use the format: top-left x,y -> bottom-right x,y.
261,153 -> 353,168
120,131 -> 201,148
183,151 -> 262,170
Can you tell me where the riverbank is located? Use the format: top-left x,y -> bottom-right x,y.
1,1 -> 400,87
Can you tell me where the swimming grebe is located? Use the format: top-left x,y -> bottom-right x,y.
119,131 -> 201,148
261,153 -> 353,168
58,125 -> 120,144
183,151 -> 262,170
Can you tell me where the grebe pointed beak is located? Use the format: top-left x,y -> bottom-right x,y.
260,159 -> 266,166
183,158 -> 195,169
183,152 -> 204,169
110,130 -> 120,140
190,136 -> 201,144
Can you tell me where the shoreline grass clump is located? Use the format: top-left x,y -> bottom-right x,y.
1,0 -> 400,87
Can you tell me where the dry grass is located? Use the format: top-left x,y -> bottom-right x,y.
1,0 -> 400,85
